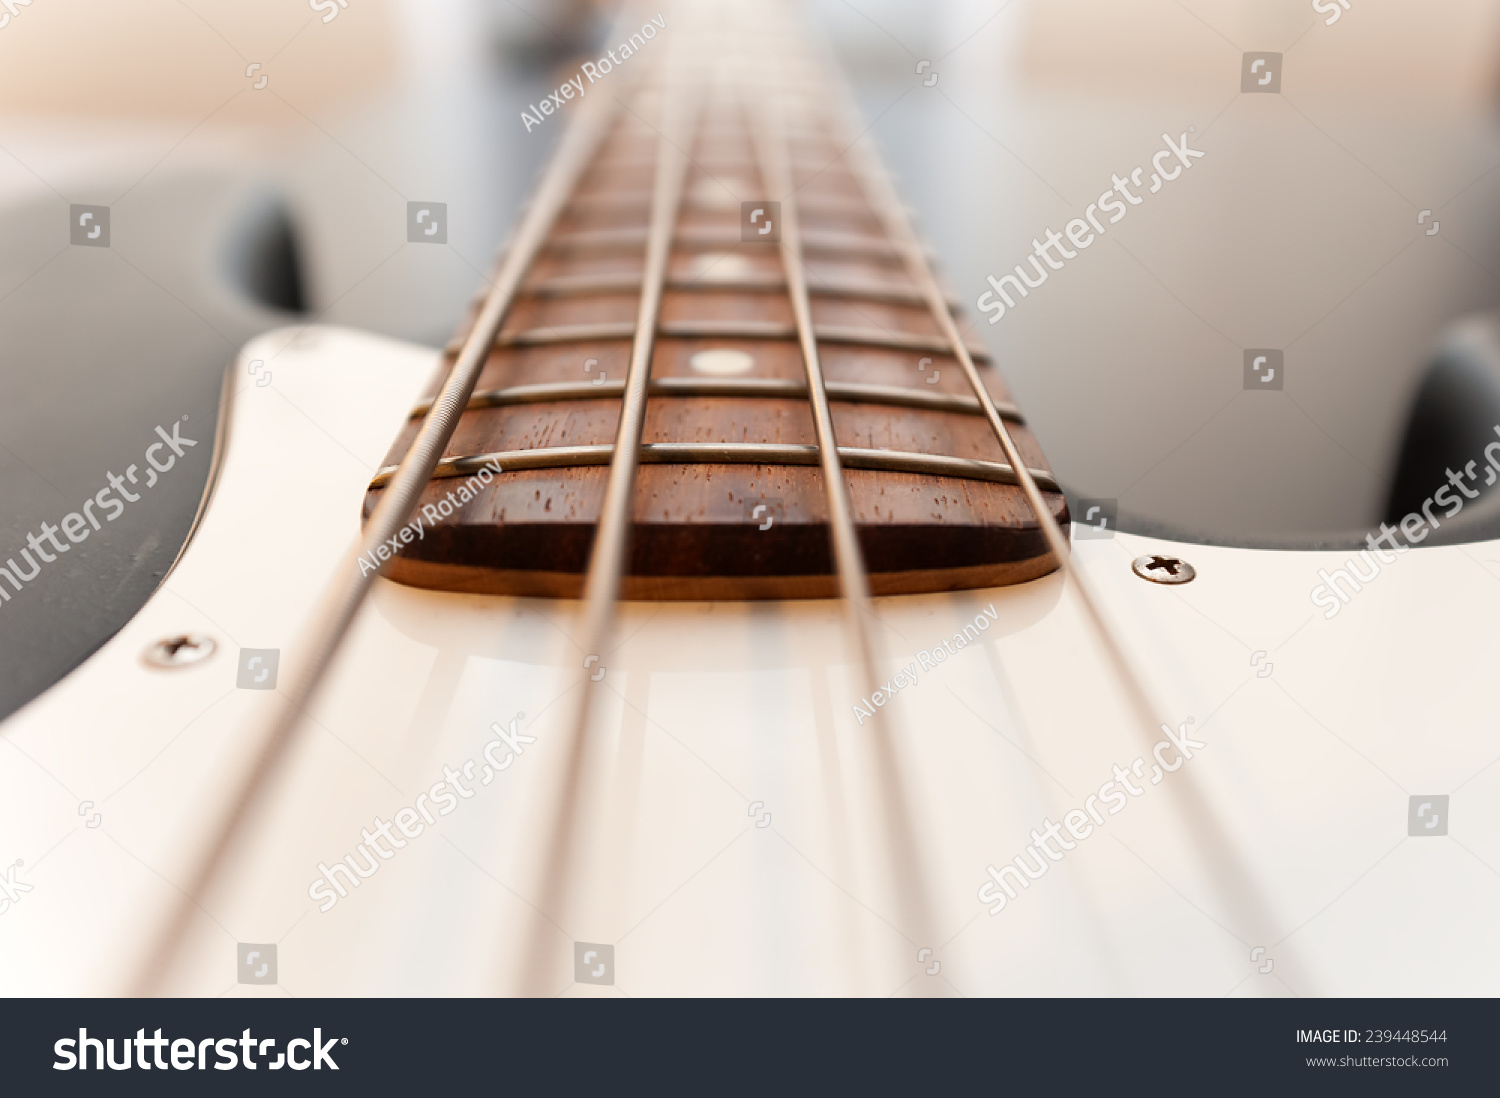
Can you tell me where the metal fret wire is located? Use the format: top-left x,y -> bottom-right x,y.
127,64 -> 629,997
547,224 -> 902,259
744,43 -> 938,974
523,273 -> 959,309
449,320 -> 990,359
367,442 -> 1060,494
516,63 -> 700,995
828,76 -> 1301,973
404,378 -> 1025,424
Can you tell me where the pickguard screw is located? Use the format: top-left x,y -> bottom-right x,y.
1131,554 -> 1196,584
143,634 -> 217,668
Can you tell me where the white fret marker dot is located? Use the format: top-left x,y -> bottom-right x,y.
693,178 -> 746,209
691,252 -> 752,280
689,349 -> 755,376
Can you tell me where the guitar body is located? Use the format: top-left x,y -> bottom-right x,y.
3,0 -> 1497,1002
2,325 -> 1496,996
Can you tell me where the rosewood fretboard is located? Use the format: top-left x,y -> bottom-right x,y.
364,24 -> 1067,600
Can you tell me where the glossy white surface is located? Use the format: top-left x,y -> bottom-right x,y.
1,326 -> 1496,997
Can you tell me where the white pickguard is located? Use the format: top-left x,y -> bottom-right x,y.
1,325 -> 1496,997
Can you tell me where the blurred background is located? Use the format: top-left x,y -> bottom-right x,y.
3,0 -> 1500,717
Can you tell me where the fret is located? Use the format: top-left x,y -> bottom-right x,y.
568,191 -> 858,218
423,333 -> 1026,414
545,224 -> 905,260
805,324 -> 987,358
449,320 -> 989,359
405,377 -> 1026,423
519,271 -> 959,310
586,144 -> 832,173
368,441 -> 1057,491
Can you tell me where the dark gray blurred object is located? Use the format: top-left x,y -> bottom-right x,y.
0,174 -> 305,720
1385,314 -> 1500,544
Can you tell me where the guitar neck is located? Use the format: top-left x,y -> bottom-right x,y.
365,0 -> 1067,600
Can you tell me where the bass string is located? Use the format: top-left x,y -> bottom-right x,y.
825,51 -> 1300,971
740,16 -> 940,974
126,28 -> 637,997
515,34 -> 703,995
